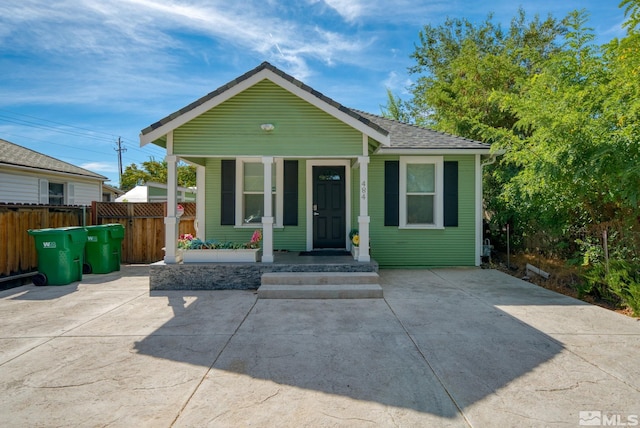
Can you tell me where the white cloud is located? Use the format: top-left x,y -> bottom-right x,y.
80,162 -> 118,173
383,71 -> 413,96
322,0 -> 365,22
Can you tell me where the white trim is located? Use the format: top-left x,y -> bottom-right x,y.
306,159 -> 351,251
166,131 -> 173,155
234,157 -> 284,227
164,155 -> 179,263
376,148 -> 491,155
1,163 -> 106,182
399,156 -> 444,229
196,165 -> 206,240
140,68 -> 390,146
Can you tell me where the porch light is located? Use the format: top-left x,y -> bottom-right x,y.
260,123 -> 275,132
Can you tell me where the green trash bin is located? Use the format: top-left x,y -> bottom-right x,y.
84,223 -> 124,274
28,227 -> 88,286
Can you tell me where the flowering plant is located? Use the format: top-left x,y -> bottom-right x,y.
179,230 -> 262,250
248,229 -> 262,249
349,228 -> 359,247
178,233 -> 194,249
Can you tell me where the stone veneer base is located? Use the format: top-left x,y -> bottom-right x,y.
149,259 -> 379,290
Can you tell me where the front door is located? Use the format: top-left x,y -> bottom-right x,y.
313,166 -> 346,248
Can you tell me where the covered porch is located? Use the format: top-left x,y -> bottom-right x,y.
161,152 -> 376,266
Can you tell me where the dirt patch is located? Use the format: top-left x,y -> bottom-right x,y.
486,252 -> 638,319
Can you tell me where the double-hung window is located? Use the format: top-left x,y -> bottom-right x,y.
49,182 -> 65,206
236,158 -> 283,227
399,156 -> 443,228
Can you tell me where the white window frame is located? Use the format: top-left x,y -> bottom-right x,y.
48,181 -> 66,206
235,157 -> 283,228
399,156 -> 444,229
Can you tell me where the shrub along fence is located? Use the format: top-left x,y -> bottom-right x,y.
0,202 -> 196,280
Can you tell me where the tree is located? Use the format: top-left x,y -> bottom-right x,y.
401,9 -> 566,244
120,158 -> 196,192
380,88 -> 412,123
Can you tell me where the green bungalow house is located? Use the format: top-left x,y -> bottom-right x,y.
140,62 -> 494,268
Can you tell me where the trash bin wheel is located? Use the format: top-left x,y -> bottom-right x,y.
32,273 -> 47,286
83,262 -> 92,274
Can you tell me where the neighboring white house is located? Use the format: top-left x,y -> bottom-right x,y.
0,138 -> 107,205
116,181 -> 196,202
102,183 -> 124,202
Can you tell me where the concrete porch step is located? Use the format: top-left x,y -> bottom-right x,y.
257,283 -> 383,299
258,272 -> 382,299
261,271 -> 380,285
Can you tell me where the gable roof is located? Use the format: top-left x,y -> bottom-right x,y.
355,111 -> 490,153
140,62 -> 489,153
140,62 -> 390,146
0,138 -> 107,180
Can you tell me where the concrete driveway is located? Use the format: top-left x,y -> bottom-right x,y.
0,266 -> 638,427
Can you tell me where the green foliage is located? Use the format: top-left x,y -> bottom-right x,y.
120,158 -> 197,192
581,259 -> 640,316
380,88 -> 412,123
620,0 -> 640,34
404,4 -> 640,312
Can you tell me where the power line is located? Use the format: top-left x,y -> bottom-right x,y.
0,109 -> 166,157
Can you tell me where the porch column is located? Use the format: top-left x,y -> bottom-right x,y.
195,165 -> 206,240
164,154 -> 179,263
262,156 -> 274,263
357,156 -> 370,262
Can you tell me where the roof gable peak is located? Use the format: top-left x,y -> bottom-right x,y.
140,62 -> 390,146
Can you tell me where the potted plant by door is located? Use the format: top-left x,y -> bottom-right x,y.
349,229 -> 359,260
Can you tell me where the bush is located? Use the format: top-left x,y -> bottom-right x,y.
581,259 -> 640,316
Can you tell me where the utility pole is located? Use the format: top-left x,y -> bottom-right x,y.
114,137 -> 127,186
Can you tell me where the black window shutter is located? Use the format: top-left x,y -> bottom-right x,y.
384,161 -> 400,226
443,161 -> 458,227
283,160 -> 298,226
220,160 -> 235,225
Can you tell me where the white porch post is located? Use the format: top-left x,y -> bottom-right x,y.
262,156 -> 274,263
164,153 -> 179,263
357,156 -> 370,262
195,165 -> 206,240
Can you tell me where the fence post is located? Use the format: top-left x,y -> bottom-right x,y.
603,229 -> 609,275
91,201 -> 97,225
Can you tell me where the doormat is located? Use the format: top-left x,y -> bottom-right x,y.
299,250 -> 351,257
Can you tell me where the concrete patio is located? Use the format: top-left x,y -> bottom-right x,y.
0,266 -> 638,427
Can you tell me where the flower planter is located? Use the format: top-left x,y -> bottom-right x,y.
182,248 -> 261,263
351,246 -> 359,260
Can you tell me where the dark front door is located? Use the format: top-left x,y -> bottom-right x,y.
313,166 -> 346,248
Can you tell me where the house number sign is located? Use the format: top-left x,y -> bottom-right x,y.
361,181 -> 367,200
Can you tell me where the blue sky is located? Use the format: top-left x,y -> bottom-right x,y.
0,0 -> 628,187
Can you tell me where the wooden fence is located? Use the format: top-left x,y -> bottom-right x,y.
0,202 -> 196,278
92,202 -> 196,264
0,204 -> 91,277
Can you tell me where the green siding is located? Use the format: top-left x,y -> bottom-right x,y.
204,155 -> 478,267
174,80 -> 363,157
366,155 -> 477,267
204,158 -> 307,251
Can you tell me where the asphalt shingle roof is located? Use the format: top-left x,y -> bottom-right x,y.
141,61 -> 489,151
355,111 -> 489,151
0,138 -> 107,180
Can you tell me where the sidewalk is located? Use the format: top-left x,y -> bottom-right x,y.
0,266 -> 638,427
